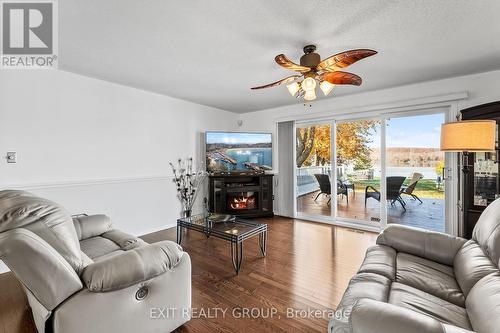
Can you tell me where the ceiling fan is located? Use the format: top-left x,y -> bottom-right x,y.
251,45 -> 377,101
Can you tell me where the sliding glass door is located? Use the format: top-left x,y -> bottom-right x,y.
335,119 -> 382,226
293,109 -> 451,233
295,122 -> 332,218
385,112 -> 446,232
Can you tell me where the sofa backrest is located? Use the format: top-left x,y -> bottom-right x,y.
0,190 -> 84,272
472,197 -> 500,267
452,198 -> 500,332
465,271 -> 500,333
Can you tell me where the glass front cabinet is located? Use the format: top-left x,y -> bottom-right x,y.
472,151 -> 499,208
462,101 -> 500,238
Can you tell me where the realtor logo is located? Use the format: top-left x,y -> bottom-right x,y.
1,0 -> 58,68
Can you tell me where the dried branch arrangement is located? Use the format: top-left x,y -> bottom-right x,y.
170,158 -> 207,217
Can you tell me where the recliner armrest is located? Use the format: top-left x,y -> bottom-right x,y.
0,228 -> 83,310
82,241 -> 184,292
376,224 -> 466,266
101,229 -> 147,250
72,214 -> 112,240
350,299 -> 475,333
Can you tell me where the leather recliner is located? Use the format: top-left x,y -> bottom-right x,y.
0,190 -> 191,333
329,197 -> 500,333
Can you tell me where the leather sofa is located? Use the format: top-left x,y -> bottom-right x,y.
0,190 -> 191,333
329,197 -> 500,333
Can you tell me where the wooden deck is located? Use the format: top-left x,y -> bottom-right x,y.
298,190 -> 445,232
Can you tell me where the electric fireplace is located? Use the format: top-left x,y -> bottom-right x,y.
208,174 -> 273,218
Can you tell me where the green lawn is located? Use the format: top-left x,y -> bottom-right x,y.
351,178 -> 444,199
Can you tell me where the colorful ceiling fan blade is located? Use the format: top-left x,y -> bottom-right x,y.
321,71 -> 362,86
251,75 -> 301,90
317,49 -> 377,72
275,54 -> 311,73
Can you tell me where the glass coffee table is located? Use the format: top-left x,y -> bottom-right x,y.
176,214 -> 267,274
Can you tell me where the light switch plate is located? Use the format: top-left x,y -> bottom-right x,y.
6,152 -> 17,163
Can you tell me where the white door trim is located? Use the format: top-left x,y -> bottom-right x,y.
278,92 -> 468,123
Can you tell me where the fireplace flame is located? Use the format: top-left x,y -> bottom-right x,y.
230,195 -> 256,210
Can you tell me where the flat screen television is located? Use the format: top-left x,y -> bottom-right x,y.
206,131 -> 272,173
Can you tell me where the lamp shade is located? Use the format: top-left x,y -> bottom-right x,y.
440,120 -> 496,152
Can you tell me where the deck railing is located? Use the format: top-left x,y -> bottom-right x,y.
296,166 -> 332,196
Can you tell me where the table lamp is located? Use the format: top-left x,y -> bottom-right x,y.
441,120 -> 496,169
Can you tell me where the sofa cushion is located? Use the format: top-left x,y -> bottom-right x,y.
377,224 -> 466,266
329,273 -> 392,333
350,298 -> 448,333
466,272 -> 500,333
92,249 -> 125,262
389,282 -> 472,330
82,241 -> 184,292
454,240 -> 498,296
396,253 -> 465,307
80,236 -> 121,259
357,245 -> 396,281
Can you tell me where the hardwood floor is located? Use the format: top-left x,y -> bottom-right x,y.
298,190 -> 445,232
0,216 -> 377,333
0,273 -> 36,333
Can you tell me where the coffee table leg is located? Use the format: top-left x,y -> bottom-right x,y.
230,241 -> 243,274
259,231 -> 267,257
177,225 -> 182,245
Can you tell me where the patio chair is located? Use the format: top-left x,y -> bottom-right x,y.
365,176 -> 407,211
400,172 -> 423,203
313,174 -> 348,205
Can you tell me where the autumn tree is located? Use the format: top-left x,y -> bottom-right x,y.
336,121 -> 378,170
296,125 -> 331,167
311,125 -> 331,166
296,121 -> 378,169
296,126 -> 315,167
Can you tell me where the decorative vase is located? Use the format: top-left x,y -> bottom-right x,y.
182,209 -> 192,218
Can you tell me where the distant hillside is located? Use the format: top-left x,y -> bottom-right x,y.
370,147 -> 443,167
206,143 -> 272,151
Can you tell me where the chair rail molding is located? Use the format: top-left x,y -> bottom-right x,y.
0,175 -> 174,191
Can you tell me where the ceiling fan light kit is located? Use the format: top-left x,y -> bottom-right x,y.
286,82 -> 301,96
303,90 -> 317,101
320,81 -> 335,96
251,44 -> 377,102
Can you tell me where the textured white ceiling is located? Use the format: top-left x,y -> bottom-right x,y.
59,0 -> 500,113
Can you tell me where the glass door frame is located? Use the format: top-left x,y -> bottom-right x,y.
293,115 -> 385,232
293,106 -> 459,235
293,118 -> 336,225
381,107 -> 456,234
332,116 -> 386,229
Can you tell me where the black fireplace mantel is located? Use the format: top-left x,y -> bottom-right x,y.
208,174 -> 274,218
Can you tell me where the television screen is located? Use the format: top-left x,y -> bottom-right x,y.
206,132 -> 272,173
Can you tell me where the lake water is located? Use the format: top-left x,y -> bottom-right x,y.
224,147 -> 272,171
384,167 -> 439,179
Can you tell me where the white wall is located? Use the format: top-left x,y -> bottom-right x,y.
0,70 -> 238,273
240,68 -> 500,133
239,69 -> 500,215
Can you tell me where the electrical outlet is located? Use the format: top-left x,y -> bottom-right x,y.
6,152 -> 17,163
